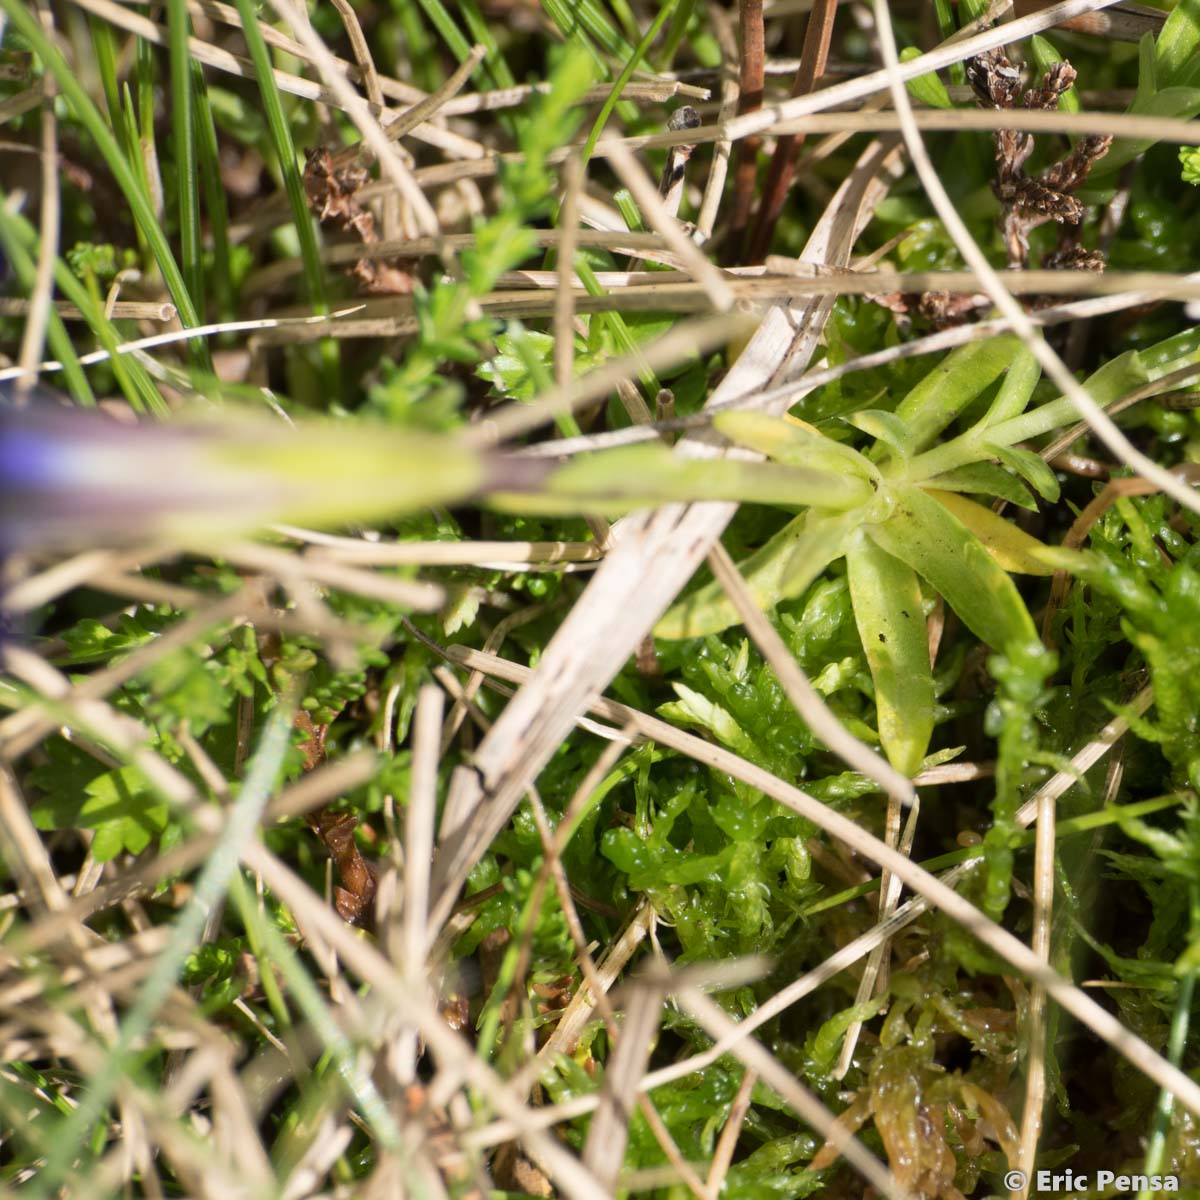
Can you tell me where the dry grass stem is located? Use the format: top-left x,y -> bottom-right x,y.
601,136 -> 735,311
0,298 -> 175,321
281,530 -> 603,566
748,0 -> 838,262
679,988 -> 902,1198
832,795 -> 921,1080
706,540 -> 915,805
13,66 -> 58,393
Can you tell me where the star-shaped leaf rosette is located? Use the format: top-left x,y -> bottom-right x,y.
658,328 -> 1200,776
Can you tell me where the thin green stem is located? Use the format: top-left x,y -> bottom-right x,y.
580,0 -> 677,169
232,0 -> 326,317
573,257 -> 661,398
0,0 -> 205,339
191,60 -> 235,324
167,0 -> 205,366
0,197 -> 166,414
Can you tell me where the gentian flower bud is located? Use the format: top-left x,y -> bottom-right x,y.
0,395 -> 489,553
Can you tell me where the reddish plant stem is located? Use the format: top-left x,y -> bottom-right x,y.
746,0 -> 839,264
726,0 -> 764,258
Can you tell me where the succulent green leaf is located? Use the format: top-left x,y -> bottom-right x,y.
1137,26 -> 1158,104
656,509 -> 857,639
988,443 -> 1061,503
1089,86 -> 1200,176
976,326 -> 1200,451
1155,0 -> 1200,88
893,336 -> 1020,452
925,491 -> 1056,576
846,409 -> 918,459
866,486 -> 1038,650
977,344 -> 1041,429
845,531 -> 934,776
713,411 -> 879,481
925,463 -> 1037,510
900,45 -> 952,109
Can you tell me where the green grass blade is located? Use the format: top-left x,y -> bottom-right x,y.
0,199 -> 167,414
232,0 -> 327,316
86,15 -> 125,147
656,0 -> 697,70
540,0 -> 637,60
536,0 -> 640,123
581,0 -> 678,168
233,0 -> 340,396
414,0 -> 481,76
136,34 -> 162,227
191,60 -> 236,324
457,0 -> 517,89
0,0 -> 205,339
167,0 -> 205,365
0,207 -> 94,406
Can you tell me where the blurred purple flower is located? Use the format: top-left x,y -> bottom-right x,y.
0,398 -> 285,552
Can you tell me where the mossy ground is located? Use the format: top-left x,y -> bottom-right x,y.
3,2 -> 1200,1197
